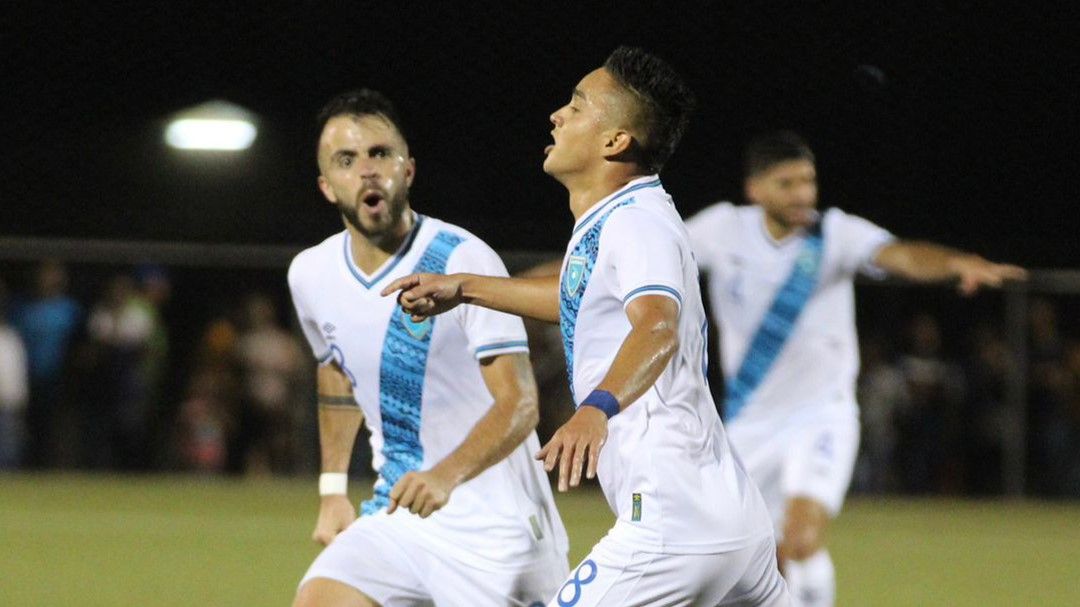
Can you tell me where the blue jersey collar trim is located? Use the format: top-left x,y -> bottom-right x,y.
343,214 -> 425,289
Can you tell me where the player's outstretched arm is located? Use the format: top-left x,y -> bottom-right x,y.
381,273 -> 562,324
874,240 -> 1027,296
388,353 -> 539,517
537,294 -> 680,491
311,363 -> 364,546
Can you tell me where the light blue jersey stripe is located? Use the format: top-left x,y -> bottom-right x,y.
725,224 -> 824,421
362,230 -> 465,514
622,284 -> 683,306
560,198 -> 638,402
475,340 -> 529,356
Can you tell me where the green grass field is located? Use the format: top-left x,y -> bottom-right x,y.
1,474 -> 1077,606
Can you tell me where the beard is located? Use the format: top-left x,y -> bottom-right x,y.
334,187 -> 410,242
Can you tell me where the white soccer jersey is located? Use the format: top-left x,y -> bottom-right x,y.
288,214 -> 568,562
559,176 -> 773,554
686,202 -> 895,428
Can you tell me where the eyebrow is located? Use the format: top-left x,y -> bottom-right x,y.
572,88 -> 586,101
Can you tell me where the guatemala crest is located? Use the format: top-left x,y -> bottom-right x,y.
400,310 -> 432,340
565,255 -> 586,296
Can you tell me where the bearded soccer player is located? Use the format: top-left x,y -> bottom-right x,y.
384,48 -> 789,606
289,89 -> 568,607
684,131 -> 1026,607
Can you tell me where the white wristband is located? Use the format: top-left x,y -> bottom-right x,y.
319,472 -> 348,496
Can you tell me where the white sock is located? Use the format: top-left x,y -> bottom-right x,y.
785,549 -> 835,607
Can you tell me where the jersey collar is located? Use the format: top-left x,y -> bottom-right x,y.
342,212 -> 425,289
571,175 -> 663,236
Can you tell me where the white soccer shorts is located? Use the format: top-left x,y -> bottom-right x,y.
727,414 -> 860,536
547,533 -> 789,606
299,511 -> 567,606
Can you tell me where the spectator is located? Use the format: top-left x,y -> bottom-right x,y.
897,313 -> 966,493
9,260 -> 82,468
234,294 -> 304,475
854,335 -> 910,494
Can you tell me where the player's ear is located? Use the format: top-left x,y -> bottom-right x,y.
317,175 -> 338,204
405,157 -> 416,188
602,129 -> 634,159
744,177 -> 760,204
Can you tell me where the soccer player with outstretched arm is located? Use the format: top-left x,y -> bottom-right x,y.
684,131 -> 1026,606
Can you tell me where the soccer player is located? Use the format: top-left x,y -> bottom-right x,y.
384,47 -> 790,606
684,131 -> 1027,606
289,89 -> 568,607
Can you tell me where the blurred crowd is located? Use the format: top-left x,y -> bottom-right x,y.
853,304 -> 1080,498
0,261 -> 313,476
2,260 -> 1079,498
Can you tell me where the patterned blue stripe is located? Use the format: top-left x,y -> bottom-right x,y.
343,215 -> 426,289
572,179 -> 661,236
622,284 -> 683,306
725,224 -> 824,421
560,198 -> 638,403
361,230 -> 464,514
475,340 -> 529,356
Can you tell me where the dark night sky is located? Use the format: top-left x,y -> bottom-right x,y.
3,2 -> 1077,266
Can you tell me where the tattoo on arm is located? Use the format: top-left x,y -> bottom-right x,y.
318,394 -> 357,409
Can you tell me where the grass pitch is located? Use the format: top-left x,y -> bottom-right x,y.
1,474 -> 1076,606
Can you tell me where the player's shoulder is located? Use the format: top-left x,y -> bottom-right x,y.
287,231 -> 345,286
821,206 -> 884,234
416,215 -> 503,268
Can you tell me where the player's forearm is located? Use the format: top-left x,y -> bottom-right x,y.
460,274 -> 561,323
875,240 -> 974,283
594,321 -> 679,412
317,404 -> 363,472
431,392 -> 539,487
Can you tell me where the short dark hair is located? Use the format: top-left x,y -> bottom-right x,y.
744,130 -> 815,177
316,88 -> 408,143
603,46 -> 696,174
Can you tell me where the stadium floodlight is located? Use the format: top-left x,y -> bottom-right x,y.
164,100 -> 258,151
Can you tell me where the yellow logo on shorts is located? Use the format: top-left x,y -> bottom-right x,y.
632,493 -> 642,521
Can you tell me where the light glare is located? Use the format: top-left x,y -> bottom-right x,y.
165,118 -> 257,151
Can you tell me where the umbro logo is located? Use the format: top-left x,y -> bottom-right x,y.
323,322 -> 336,334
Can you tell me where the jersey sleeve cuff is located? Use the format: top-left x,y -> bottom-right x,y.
622,284 -> 683,310
473,340 -> 530,360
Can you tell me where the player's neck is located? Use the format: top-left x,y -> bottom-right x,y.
565,170 -> 643,221
763,213 -> 798,241
346,211 -> 415,275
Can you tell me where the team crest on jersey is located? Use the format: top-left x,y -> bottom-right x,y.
565,256 -> 586,296
400,311 -> 432,340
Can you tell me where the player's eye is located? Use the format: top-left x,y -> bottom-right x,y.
337,155 -> 353,168
370,147 -> 390,158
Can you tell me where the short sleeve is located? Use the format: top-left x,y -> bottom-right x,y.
683,202 -> 732,274
446,238 -> 530,360
603,207 -> 685,311
828,208 -> 897,277
287,257 -> 332,365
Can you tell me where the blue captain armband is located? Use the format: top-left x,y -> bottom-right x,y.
581,389 -> 620,419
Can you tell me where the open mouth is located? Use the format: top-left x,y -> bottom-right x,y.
361,191 -> 386,208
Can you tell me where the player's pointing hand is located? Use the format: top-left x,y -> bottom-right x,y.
536,405 -> 608,492
950,255 -> 1028,296
381,273 -> 468,319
